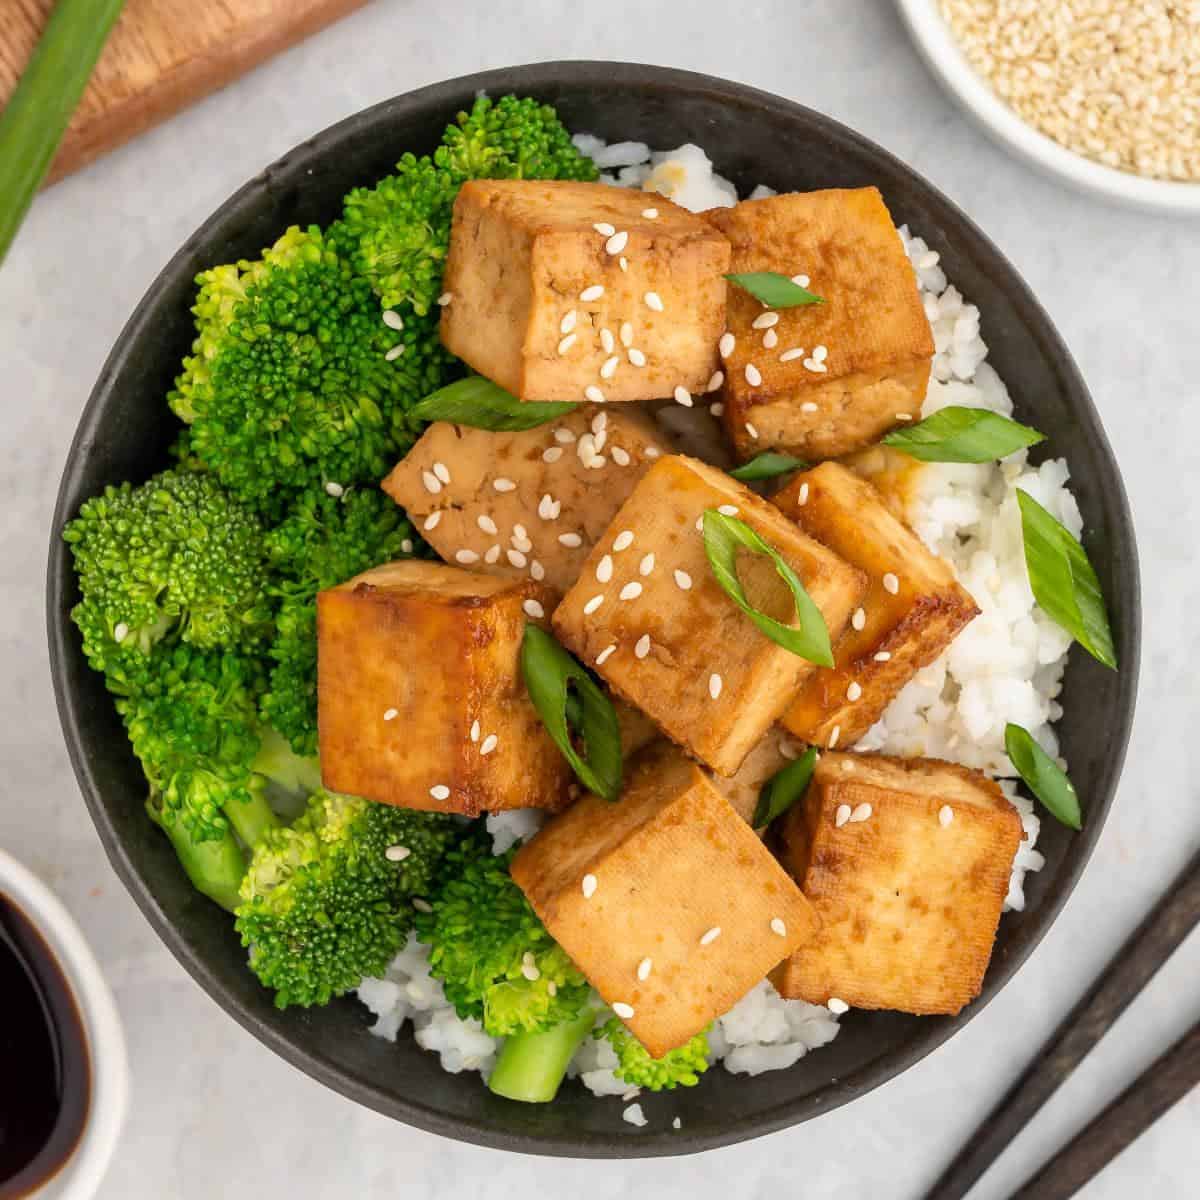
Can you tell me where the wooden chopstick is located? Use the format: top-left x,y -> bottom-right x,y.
923,844 -> 1200,1200
1008,1018 -> 1200,1200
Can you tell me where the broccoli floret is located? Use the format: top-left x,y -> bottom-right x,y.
63,468 -> 271,679
235,790 -> 458,1008
600,1018 -> 711,1091
168,226 -> 449,516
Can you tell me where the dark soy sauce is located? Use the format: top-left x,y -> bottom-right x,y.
0,895 -> 90,1198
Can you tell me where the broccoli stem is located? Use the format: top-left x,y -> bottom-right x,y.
225,788 -> 279,850
252,727 -> 323,796
157,812 -> 246,912
488,1010 -> 595,1104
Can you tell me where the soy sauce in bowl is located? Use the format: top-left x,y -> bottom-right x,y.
0,895 -> 90,1198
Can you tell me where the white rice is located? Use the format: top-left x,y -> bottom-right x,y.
357,134 -> 1074,1108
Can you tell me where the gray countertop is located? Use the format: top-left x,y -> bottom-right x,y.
2,1 -> 1197,1196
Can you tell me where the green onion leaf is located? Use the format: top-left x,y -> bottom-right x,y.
412,377 -> 578,431
701,510 -> 833,666
520,625 -> 622,801
729,452 -> 808,482
725,272 -> 824,308
1017,490 -> 1117,670
1004,723 -> 1082,830
753,748 -> 819,829
882,406 -> 1045,463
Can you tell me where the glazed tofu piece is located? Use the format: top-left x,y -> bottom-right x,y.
707,189 -> 933,461
552,454 -> 866,776
773,752 -> 1022,1015
317,561 -> 569,815
772,463 -> 979,749
440,180 -> 730,402
381,405 -> 666,592
511,743 -> 818,1056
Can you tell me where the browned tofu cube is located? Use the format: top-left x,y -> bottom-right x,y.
552,454 -> 865,776
772,752 -> 1022,1015
317,561 -> 569,815
708,728 -> 803,827
381,405 -> 666,592
440,180 -> 730,402
512,743 -> 818,1056
706,189 -> 933,461
773,463 -> 979,748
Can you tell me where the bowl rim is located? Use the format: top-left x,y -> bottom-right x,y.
894,0 -> 1200,215
46,60 -> 1141,1157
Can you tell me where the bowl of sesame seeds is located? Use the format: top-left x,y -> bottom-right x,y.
896,0 -> 1200,214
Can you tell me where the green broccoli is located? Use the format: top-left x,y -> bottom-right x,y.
235,790 -> 458,1008
600,1018 -> 711,1091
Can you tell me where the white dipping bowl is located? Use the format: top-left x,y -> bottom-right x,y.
895,0 -> 1200,216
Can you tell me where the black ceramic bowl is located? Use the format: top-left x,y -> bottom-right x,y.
47,63 -> 1140,1157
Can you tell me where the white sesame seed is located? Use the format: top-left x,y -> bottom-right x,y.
828,725 -> 841,749
644,447 -> 661,459
470,720 -> 480,742
559,532 -> 583,548
718,504 -> 739,516
883,573 -> 900,594
612,1002 -> 635,1019
791,274 -> 810,288
620,582 -> 643,601
383,707 -> 398,722
584,385 -> 606,403
385,844 -> 410,861
430,785 -> 451,801
719,332 -> 735,358
637,957 -> 653,981
779,740 -> 800,760
641,207 -> 659,219
695,515 -> 704,532
506,549 -> 528,569
849,803 -> 873,823
745,363 -> 762,387
580,284 -> 605,302
895,412 -> 913,422
709,673 -> 723,700
530,560 -> 545,581
421,471 -> 442,494
634,634 -> 651,659
382,309 -> 404,330
599,327 -> 615,354
673,569 -> 692,591
847,681 -> 863,702
547,981 -> 557,997
421,512 -> 441,533
827,997 -> 850,1015
557,333 -> 577,356
801,402 -> 819,413
613,322 -> 632,349
582,873 -> 598,899
596,555 -> 614,583
763,328 -> 779,349
400,539 -> 413,554
627,347 -> 646,367
605,231 -> 629,255
593,222 -> 616,237
639,553 -> 655,576
554,427 -> 576,444
618,257 -> 628,272
797,482 -> 810,505
455,549 -> 480,565
432,461 -> 451,484
711,402 -> 725,417
803,358 -> 827,373
613,530 -> 634,551
521,962 -> 540,981
324,481 -> 345,500
813,344 -> 828,362
480,734 -> 499,756
600,355 -> 620,380
753,311 -> 780,329
412,897 -> 433,913
835,804 -> 852,828
707,371 -> 725,392
584,594 -> 604,615
484,544 -> 501,564
874,651 -> 892,662
699,926 -> 722,946
542,446 -> 564,465
384,343 -> 405,362
561,310 -> 577,334
851,607 -> 866,632
674,386 -> 693,408
745,422 -> 760,440
512,533 -> 533,553
475,514 -> 497,535
939,805 -> 955,828
595,644 -> 617,666
780,347 -> 806,362
611,446 -> 631,466
537,493 -> 561,520
493,477 -> 516,492
523,599 -> 545,619
770,917 -> 787,936
437,292 -> 453,307
643,291 -> 664,312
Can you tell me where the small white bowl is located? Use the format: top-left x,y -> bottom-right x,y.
895,0 -> 1200,216
0,848 -> 128,1199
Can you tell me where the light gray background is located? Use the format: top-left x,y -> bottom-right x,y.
2,1 -> 1196,1196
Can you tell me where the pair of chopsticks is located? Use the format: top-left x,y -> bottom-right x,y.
924,845 -> 1200,1200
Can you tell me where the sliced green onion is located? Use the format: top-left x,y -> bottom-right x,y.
412,377 -> 578,431
882,406 -> 1045,463
1017,490 -> 1117,670
1005,723 -> 1082,830
726,272 -> 824,308
753,748 -> 819,829
520,625 -> 622,800
701,511 -> 833,666
729,452 -> 808,482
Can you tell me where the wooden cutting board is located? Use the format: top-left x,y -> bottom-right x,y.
0,0 -> 369,184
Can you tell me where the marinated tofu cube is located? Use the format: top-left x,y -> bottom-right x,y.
772,752 -> 1022,1015
552,454 -> 865,776
317,561 -> 569,815
707,189 -> 933,461
511,743 -> 818,1056
440,180 -> 730,402
708,728 -> 804,828
773,463 -> 979,748
381,405 -> 667,592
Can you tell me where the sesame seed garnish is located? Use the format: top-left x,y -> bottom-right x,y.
644,447 -> 661,459
791,274 -> 810,288
639,553 -> 655,576
512,531 -> 532,552
711,402 -> 724,416
851,607 -> 866,631
584,385 -> 606,403
493,477 -> 516,492
584,595 -> 604,615
707,371 -> 724,391
828,997 -> 849,1015
596,643 -> 617,666
627,348 -> 646,367
641,207 -> 659,219
780,347 -> 805,362
593,222 -> 616,237
763,328 -> 779,349
537,493 -> 561,520
813,345 -> 828,362
385,844 -> 410,861
801,401 -> 819,413
674,386 -> 693,408
637,957 -> 653,981
421,471 -> 442,494
523,599 -> 546,619
530,560 -> 545,581
485,544 -> 501,564
643,291 -> 664,312
780,740 -> 800,760
797,482 -> 810,505
580,284 -> 605,302
400,539 -> 413,554
752,311 -> 780,330
718,504 -> 739,516
561,310 -> 578,334
847,681 -> 863,702
874,651 -> 892,662
612,1002 -> 635,1019
674,569 -> 692,590
554,427 -> 576,444
596,555 -> 614,583
480,734 -> 499,756
582,873 -> 598,899
895,412 -> 913,421
695,515 -> 705,532
383,708 -> 398,721
542,446 -> 564,464
507,549 -> 529,568
521,961 -> 540,981
477,514 -> 498,535
699,926 -> 722,946
745,422 -> 760,440
835,804 -> 852,828
382,309 -> 404,330
770,917 -> 787,937
432,462 -> 451,484
611,446 -> 631,466
437,292 -> 453,306
455,549 -> 480,565
719,332 -> 735,358
384,343 -> 405,362
559,532 -> 583,548
423,511 -> 442,531
883,573 -> 900,594
430,785 -> 451,801
939,805 -> 955,827
828,725 -> 841,749
620,582 -> 643,601
709,673 -> 723,700
547,981 -> 557,997
634,634 -> 651,659
599,327 -> 615,354
605,231 -> 629,255
849,803 -> 873,823
470,720 -> 481,742
618,256 -> 628,272
412,898 -> 433,913
613,530 -> 634,551
618,321 -> 634,347
803,358 -> 827,373
557,334 -> 577,356
600,355 -> 620,379
745,364 -> 762,387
